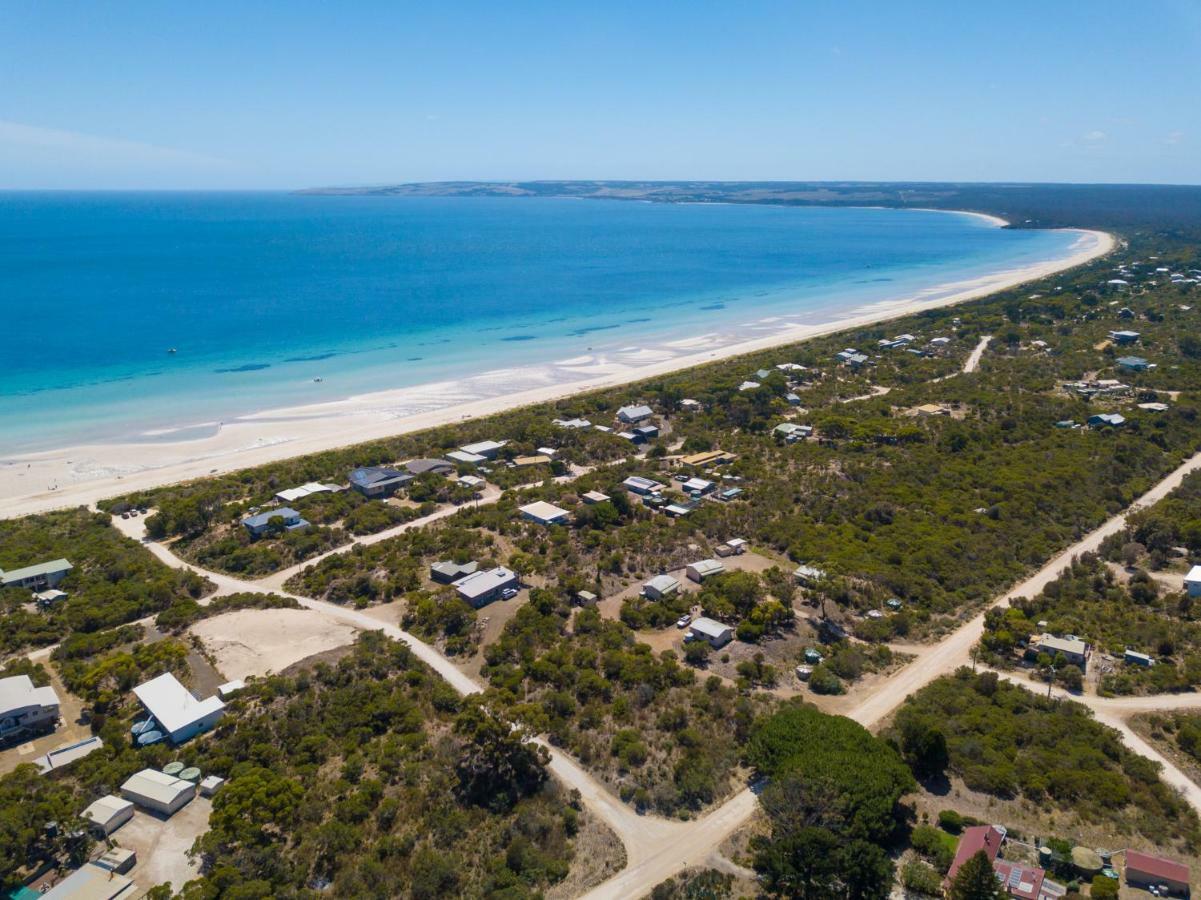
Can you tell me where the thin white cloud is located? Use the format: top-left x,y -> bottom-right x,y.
1165,130 -> 1184,145
0,119 -> 230,168
1082,129 -> 1107,142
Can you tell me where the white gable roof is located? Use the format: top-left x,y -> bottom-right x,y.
0,674 -> 59,717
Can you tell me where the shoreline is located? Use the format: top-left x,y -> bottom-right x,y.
0,225 -> 1115,519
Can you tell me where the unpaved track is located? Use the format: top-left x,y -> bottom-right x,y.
962,335 -> 992,373
108,442 -> 1201,899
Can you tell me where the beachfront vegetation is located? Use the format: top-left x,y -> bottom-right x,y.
890,669 -> 1201,853
0,508 -> 209,655
179,230 -> 1201,647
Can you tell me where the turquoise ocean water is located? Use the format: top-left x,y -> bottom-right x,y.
0,193 -> 1081,454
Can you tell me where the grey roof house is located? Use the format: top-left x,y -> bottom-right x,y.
242,507 -> 309,538
0,558 -> 72,590
349,465 -> 413,498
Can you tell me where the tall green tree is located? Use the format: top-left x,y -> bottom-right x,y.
947,850 -> 1005,900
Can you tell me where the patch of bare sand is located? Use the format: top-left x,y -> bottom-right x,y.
190,607 -> 358,681
546,808 -> 627,900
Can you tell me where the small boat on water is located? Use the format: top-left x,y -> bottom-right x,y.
167,348 -> 177,354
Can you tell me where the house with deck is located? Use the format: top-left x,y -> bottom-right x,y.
0,558 -> 72,591
0,675 -> 60,743
616,404 -> 654,424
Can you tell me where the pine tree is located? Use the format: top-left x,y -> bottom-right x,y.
947,850 -> 1006,900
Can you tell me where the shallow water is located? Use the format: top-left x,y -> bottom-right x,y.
0,193 -> 1080,452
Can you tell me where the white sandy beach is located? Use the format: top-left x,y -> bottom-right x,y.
0,226 -> 1115,519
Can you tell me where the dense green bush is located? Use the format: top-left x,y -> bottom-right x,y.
892,669 -> 1201,852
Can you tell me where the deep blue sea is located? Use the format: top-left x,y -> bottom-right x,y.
0,193 -> 1081,453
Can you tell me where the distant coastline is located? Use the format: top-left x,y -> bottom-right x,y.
0,221 -> 1114,519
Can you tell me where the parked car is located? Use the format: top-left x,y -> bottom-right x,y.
500,587 -> 519,600
676,613 -> 692,629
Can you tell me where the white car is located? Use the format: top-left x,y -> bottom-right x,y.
676,613 -> 692,629
501,587 -> 519,600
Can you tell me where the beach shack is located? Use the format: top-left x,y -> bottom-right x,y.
242,507 -> 309,538
616,404 -> 654,424
0,559 -> 72,591
1187,564 -> 1201,598
642,574 -> 681,601
120,768 -> 195,816
453,567 -> 519,608
686,559 -> 725,583
0,675 -> 60,743
687,617 -> 733,649
349,466 -> 413,498
519,500 -> 570,526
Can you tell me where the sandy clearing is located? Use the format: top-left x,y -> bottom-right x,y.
190,607 -> 359,681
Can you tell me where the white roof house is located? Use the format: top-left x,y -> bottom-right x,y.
133,673 -> 224,744
688,617 -> 734,648
1033,633 -> 1089,665
793,564 -> 827,584
274,481 -> 340,503
446,450 -> 486,465
41,863 -> 134,900
617,404 -> 654,423
582,490 -> 611,504
553,417 -> 592,429
1186,565 -> 1201,597
0,674 -> 60,741
686,559 -> 726,582
120,768 -> 196,817
81,795 -> 134,836
682,477 -> 715,494
454,566 -> 519,608
519,500 -> 571,526
642,574 -> 681,599
461,439 -> 507,458
216,680 -> 246,700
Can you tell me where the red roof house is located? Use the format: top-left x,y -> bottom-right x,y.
992,860 -> 1046,900
946,826 -> 1065,900
946,825 -> 1005,882
1125,849 -> 1191,896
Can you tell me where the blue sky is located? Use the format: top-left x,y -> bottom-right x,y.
2,1 -> 1199,188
